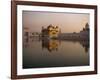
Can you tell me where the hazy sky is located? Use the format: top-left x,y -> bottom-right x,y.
23,11 -> 89,33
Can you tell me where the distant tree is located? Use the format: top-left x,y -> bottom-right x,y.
85,23 -> 89,31
85,23 -> 89,28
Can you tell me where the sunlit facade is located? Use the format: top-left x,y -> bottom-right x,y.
41,24 -> 60,38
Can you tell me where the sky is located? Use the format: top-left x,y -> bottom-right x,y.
23,11 -> 89,33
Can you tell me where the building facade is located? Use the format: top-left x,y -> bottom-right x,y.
59,23 -> 89,40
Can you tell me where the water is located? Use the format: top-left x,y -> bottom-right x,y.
23,37 -> 89,69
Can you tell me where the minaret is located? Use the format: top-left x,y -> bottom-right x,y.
41,26 -> 44,37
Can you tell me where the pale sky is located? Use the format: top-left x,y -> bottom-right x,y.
23,11 -> 89,33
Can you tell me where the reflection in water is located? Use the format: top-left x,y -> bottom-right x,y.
23,36 -> 89,69
79,41 -> 89,53
42,38 -> 60,52
24,37 -> 89,53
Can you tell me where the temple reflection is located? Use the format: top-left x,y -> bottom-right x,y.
42,38 -> 60,52
23,36 -> 89,53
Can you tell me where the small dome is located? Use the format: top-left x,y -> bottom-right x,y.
56,26 -> 59,29
47,24 -> 53,29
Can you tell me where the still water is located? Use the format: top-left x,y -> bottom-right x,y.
23,37 -> 89,69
